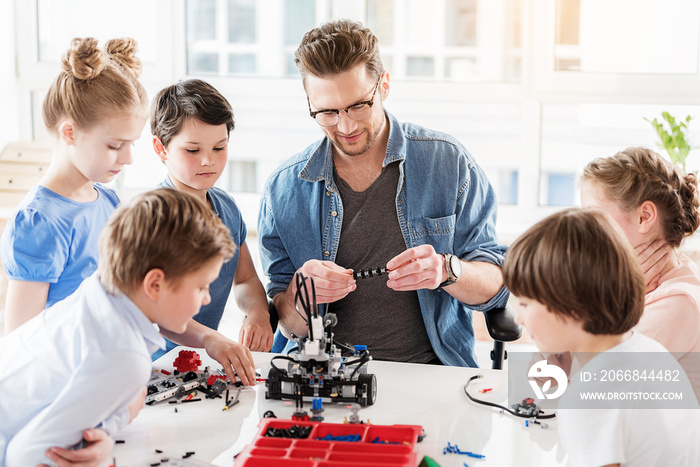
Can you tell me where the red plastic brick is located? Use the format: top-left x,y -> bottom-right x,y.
173,350 -> 202,373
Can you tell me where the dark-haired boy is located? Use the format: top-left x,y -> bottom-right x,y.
503,208 -> 699,467
150,79 -> 273,366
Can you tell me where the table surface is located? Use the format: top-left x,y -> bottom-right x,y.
110,347 -> 568,467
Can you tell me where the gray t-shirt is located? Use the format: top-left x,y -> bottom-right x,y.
331,162 -> 438,364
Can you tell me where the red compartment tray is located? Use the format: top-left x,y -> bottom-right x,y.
235,419 -> 423,467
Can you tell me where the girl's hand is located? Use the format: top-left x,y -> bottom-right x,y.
635,240 -> 670,293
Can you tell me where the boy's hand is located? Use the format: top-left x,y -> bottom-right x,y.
40,428 -> 113,467
127,386 -> 147,423
635,240 -> 670,293
203,332 -> 256,386
239,311 -> 274,352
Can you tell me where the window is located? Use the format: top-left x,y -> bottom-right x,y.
180,0 -> 524,208
186,0 -> 523,82
11,0 -> 700,242
36,0 -> 158,63
555,0 -> 700,74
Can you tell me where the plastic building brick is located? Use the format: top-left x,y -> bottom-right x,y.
442,442 -> 485,459
173,350 -> 202,373
511,398 -> 539,417
206,375 -> 222,386
310,397 -> 325,422
418,457 -> 442,467
352,266 -> 388,280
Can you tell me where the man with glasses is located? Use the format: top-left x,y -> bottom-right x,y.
258,19 -> 508,367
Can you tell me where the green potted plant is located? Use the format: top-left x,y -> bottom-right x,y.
645,112 -> 694,172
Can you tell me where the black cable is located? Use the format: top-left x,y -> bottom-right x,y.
291,278 -> 309,325
270,355 -> 297,372
310,275 -> 318,318
463,375 -> 556,420
334,340 -> 358,354
343,349 -> 370,367
294,273 -> 316,341
348,351 -> 371,379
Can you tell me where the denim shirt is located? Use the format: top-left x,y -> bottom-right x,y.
258,112 -> 509,367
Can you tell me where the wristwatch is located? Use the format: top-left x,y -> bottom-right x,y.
439,253 -> 462,289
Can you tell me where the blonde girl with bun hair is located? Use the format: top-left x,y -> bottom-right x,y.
1,37 -> 148,333
581,146 -> 700,400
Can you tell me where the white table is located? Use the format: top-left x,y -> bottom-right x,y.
110,347 -> 568,467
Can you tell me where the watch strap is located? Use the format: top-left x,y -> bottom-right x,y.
438,253 -> 458,289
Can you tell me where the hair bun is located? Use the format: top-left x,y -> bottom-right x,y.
105,38 -> 142,78
680,171 -> 700,235
62,37 -> 106,80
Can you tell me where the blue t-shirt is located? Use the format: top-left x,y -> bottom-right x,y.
151,179 -> 246,360
0,184 -> 120,308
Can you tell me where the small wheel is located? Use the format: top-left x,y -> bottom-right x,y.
266,367 -> 285,399
357,373 -> 377,406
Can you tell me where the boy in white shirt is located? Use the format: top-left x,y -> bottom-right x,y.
502,208 -> 700,467
0,188 -> 236,467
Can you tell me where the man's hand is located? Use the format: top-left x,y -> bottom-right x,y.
127,386 -> 147,424
203,332 -> 256,386
239,311 -> 274,352
294,260 -> 356,303
274,260 -> 355,337
386,245 -> 444,291
635,240 -> 670,293
40,428 -> 113,467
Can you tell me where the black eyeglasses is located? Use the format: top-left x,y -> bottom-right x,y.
307,76 -> 382,127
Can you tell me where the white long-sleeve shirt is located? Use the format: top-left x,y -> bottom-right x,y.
0,273 -> 165,466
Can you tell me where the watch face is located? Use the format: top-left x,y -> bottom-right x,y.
449,255 -> 462,278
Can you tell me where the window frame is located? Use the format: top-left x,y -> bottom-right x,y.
12,0 -> 700,243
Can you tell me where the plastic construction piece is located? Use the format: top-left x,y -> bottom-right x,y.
418,456 -> 442,467
138,449 -> 213,466
222,389 -> 241,411
511,398 -> 540,417
235,419 -> 423,466
371,437 -> 401,445
315,433 -> 362,442
352,266 -> 388,280
291,411 -> 309,421
146,371 -> 201,405
266,273 -> 377,408
346,403 -> 364,424
263,424 -> 313,439
525,419 -> 549,429
146,364 -> 248,405
169,398 -> 201,404
442,442 -> 485,459
310,397 -> 325,422
173,350 -> 202,373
